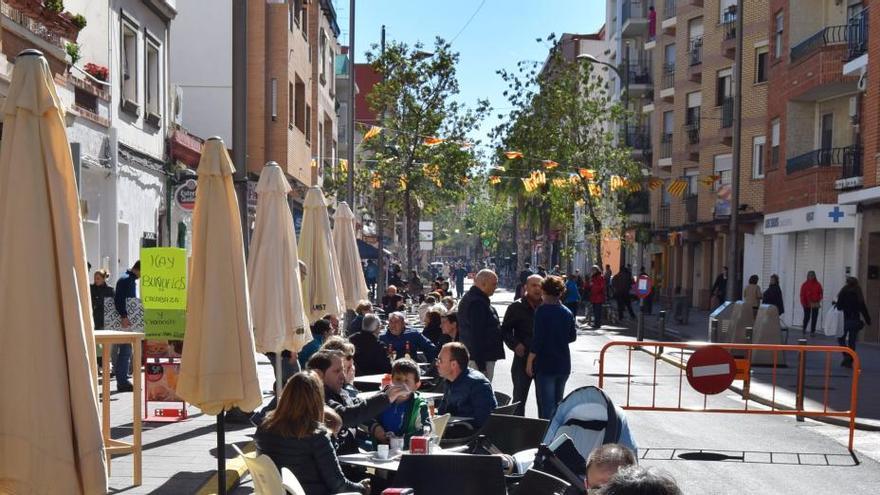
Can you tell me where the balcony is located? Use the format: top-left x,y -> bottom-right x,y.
790,25 -> 848,63
656,205 -> 671,229
718,97 -> 733,145
660,63 -> 675,101
684,122 -> 700,145
721,6 -> 737,59
836,145 -> 863,190
659,133 -> 673,160
625,190 -> 651,215
685,194 -> 698,224
623,60 -> 653,97
786,146 -> 860,175
0,2 -> 77,69
622,125 -> 652,154
621,0 -> 649,38
688,36 -> 703,82
662,0 -> 677,35
846,10 -> 868,61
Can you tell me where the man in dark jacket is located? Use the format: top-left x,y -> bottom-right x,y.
436,343 -> 497,430
515,262 -> 533,300
501,274 -> 543,416
457,269 -> 504,381
612,267 -> 635,320
307,350 -> 408,454
113,260 -> 140,392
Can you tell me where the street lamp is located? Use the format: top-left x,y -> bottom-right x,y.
576,51 -> 629,143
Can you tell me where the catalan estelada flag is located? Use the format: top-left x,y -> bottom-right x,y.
666,179 -> 689,198
363,126 -> 382,141
505,151 -> 524,159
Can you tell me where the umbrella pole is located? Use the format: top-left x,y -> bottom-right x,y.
275,352 -> 283,398
217,410 -> 227,495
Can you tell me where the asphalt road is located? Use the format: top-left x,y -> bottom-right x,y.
488,286 -> 880,495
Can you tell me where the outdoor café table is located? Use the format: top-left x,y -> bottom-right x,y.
94,329 -> 144,486
338,446 -> 470,474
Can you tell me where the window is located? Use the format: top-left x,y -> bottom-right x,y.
295,76 -> 305,131
753,136 -> 766,178
662,181 -> 671,205
301,2 -> 308,37
686,91 -> 701,125
774,12 -> 784,59
145,38 -> 160,118
685,168 -> 700,195
716,69 -> 732,106
288,2 -> 294,31
755,47 -> 768,83
121,20 -> 138,105
292,0 -> 303,30
329,48 -> 336,94
663,110 -> 674,133
319,29 -> 328,85
719,0 -> 736,19
664,43 -> 676,66
288,82 -> 294,128
771,118 -> 780,164
714,154 -> 733,190
305,104 -> 312,144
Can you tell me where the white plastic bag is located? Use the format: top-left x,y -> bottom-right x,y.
823,306 -> 843,337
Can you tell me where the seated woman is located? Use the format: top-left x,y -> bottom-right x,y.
421,309 -> 447,347
255,371 -> 370,495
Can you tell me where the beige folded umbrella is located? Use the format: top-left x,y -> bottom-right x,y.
0,50 -> 107,494
299,187 -> 345,323
248,162 -> 311,394
333,201 -> 369,310
177,137 -> 262,414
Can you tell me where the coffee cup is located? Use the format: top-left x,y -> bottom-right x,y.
376,444 -> 390,460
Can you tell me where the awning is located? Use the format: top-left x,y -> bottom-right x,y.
358,238 -> 378,259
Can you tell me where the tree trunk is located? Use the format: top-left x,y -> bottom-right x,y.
404,187 -> 413,274
542,203 -> 552,268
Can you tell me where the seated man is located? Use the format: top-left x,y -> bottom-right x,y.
586,443 -> 637,493
369,359 -> 430,444
307,350 -> 409,454
381,285 -> 405,314
379,312 -> 438,362
435,342 -> 497,430
351,314 -> 392,376
320,336 -> 360,399
298,318 -> 332,368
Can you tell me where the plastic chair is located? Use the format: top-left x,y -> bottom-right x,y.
431,413 -> 451,440
392,453 -> 506,495
474,414 -> 550,455
514,469 -> 571,495
231,444 -> 304,495
494,401 -> 520,415
494,390 -> 512,406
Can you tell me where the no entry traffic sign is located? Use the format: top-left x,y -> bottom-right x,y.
635,274 -> 653,300
686,346 -> 736,395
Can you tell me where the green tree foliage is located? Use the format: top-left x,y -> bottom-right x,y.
492,34 -> 643,267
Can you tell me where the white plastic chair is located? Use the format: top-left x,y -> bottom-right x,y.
232,444 -> 305,495
431,413 -> 451,440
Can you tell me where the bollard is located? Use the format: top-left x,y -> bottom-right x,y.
745,326 -> 753,344
657,310 -> 666,355
796,338 -> 807,422
636,300 -> 645,342
709,318 -> 719,343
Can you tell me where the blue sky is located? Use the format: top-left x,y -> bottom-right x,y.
334,0 -> 606,154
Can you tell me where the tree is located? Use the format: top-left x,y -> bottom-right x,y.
355,37 -> 489,273
492,34 -> 642,269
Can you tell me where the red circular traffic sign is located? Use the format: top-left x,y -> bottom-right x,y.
636,274 -> 653,300
686,346 -> 736,395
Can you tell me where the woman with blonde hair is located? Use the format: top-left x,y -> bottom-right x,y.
255,371 -> 369,494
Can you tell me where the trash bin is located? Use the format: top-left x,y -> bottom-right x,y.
708,301 -> 734,342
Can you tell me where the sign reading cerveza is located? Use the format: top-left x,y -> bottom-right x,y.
141,247 -> 187,339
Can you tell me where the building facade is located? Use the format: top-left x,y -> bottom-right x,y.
307,0 -> 340,187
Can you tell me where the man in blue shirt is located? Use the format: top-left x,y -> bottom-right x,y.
379,312 -> 438,362
436,342 -> 497,429
113,260 -> 140,392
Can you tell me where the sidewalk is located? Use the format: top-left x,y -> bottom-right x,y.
612,302 -> 880,431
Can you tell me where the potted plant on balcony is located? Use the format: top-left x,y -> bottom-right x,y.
6,0 -> 43,18
84,62 -> 109,82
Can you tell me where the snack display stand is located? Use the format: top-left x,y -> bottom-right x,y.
143,340 -> 188,422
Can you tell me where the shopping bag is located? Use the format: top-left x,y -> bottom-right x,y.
822,306 -> 842,337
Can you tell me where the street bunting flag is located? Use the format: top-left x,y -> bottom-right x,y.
588,182 -> 602,197
628,181 -> 642,192
610,175 -> 626,190
667,179 -> 689,198
648,177 -> 664,190
399,177 -> 408,190
423,136 -> 444,146
578,168 -> 595,180
700,174 -> 720,186
363,126 -> 382,141
370,172 -> 382,189
542,159 -> 559,169
338,159 -> 348,174
489,175 -> 501,185
505,151 -> 524,159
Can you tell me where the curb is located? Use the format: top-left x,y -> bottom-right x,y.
194,441 -> 254,495
644,347 -> 880,432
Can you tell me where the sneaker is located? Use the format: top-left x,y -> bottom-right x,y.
117,382 -> 133,393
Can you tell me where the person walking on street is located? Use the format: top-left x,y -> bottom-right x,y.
454,263 -> 467,298
612,268 -> 636,321
457,269 -> 504,381
114,260 -> 140,392
527,275 -> 577,419
800,271 -> 823,335
90,268 -> 114,330
364,260 -> 378,300
515,262 -> 533,300
501,274 -> 543,416
762,274 -> 784,316
835,277 -> 871,368
743,275 -> 762,317
564,274 -> 581,317
711,266 -> 729,308
587,265 -> 607,329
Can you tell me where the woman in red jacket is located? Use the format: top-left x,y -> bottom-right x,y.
800,271 -> 823,335
588,265 -> 607,329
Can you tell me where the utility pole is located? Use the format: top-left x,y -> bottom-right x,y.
346,0 -> 355,205
376,25 -> 387,296
726,0 -> 744,302
233,0 -> 249,256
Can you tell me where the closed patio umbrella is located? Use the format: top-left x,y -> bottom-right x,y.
0,50 -> 107,494
333,201 -> 369,310
248,162 -> 311,396
299,187 -> 345,323
176,137 -> 262,494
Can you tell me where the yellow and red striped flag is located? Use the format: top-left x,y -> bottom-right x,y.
488,175 -> 501,185
542,159 -> 559,169
587,182 -> 602,197
423,136 -> 444,146
666,179 -> 689,198
647,177 -> 664,190
505,151 -> 524,159
370,172 -> 382,189
700,174 -> 721,186
578,168 -> 595,180
363,126 -> 382,141
610,175 -> 626,190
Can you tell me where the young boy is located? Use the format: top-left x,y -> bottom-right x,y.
370,359 -> 430,444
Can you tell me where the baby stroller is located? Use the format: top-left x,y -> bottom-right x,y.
530,386 -> 638,493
